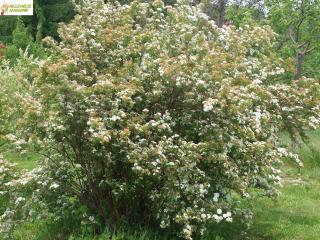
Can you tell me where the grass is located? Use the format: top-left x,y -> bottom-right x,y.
3,150 -> 38,170
249,186 -> 320,240
2,132 -> 320,240
245,131 -> 320,240
0,142 -> 39,170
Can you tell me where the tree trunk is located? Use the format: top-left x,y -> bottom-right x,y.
35,3 -> 45,43
217,0 -> 226,28
203,1 -> 215,19
191,0 -> 201,6
295,51 -> 304,80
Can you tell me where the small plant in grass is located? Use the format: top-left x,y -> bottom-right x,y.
4,0 -> 320,239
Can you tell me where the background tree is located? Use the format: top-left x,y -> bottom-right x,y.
266,0 -> 320,79
226,0 -> 266,27
224,0 -> 320,80
0,0 -> 75,61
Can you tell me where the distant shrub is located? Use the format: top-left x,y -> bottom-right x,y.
4,18 -> 46,63
0,155 -> 22,237
0,55 -> 42,237
3,1 -> 320,239
0,52 -> 39,143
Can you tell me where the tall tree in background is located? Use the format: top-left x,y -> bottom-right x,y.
35,0 -> 46,42
0,17 -> 16,43
226,0 -> 266,27
202,0 -> 265,28
0,0 -> 75,61
0,0 -> 75,44
217,0 -> 227,27
38,0 -> 75,40
266,0 -> 320,79
200,0 -> 227,27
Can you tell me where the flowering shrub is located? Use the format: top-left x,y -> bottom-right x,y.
5,0 -> 320,239
0,155 -> 23,236
0,62 -> 20,140
0,52 -> 39,144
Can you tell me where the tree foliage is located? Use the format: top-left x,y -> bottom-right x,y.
266,0 -> 320,79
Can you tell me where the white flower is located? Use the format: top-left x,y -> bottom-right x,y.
75,164 -> 82,169
203,98 -> 218,112
133,164 -> 142,171
15,197 -> 25,205
49,182 -> 60,190
213,214 -> 223,223
203,102 -> 213,112
182,224 -> 192,239
217,209 -> 222,215
223,212 -> 231,218
213,192 -> 220,202
110,115 -> 120,121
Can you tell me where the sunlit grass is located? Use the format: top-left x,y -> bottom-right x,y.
244,131 -> 320,240
3,150 -> 38,170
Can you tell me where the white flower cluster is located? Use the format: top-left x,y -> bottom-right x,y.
5,0 -> 320,239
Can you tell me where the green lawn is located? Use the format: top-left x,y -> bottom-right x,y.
2,132 -> 320,240
213,132 -> 320,240
249,185 -> 320,240
245,132 -> 320,240
3,150 -> 38,170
